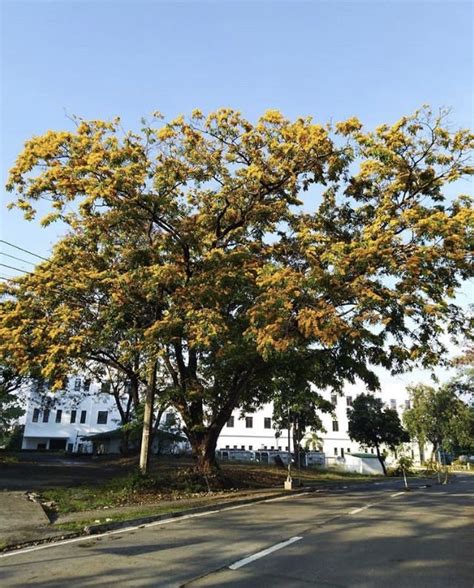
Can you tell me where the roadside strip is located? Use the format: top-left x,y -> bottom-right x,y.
0,481 -> 419,560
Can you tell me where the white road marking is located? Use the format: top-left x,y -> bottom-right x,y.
228,536 -> 303,570
264,492 -> 312,503
348,505 -> 369,515
390,492 -> 405,498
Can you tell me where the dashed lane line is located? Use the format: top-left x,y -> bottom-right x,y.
228,536 -> 303,570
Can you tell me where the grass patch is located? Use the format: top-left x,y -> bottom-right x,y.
53,498 -> 228,531
0,455 -> 18,466
40,461 -> 385,515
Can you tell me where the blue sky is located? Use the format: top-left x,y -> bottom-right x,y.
0,0 -> 472,388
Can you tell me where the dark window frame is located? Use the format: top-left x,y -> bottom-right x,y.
97,411 -> 108,425
245,416 -> 253,429
55,410 -> 62,423
32,408 -> 40,422
80,410 -> 87,424
264,417 -> 271,429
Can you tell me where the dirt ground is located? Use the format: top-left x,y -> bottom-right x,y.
0,452 -> 142,490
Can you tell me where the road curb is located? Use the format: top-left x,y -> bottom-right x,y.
0,488 -> 307,553
83,488 -> 307,534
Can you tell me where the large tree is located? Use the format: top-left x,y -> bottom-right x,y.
404,382 -> 474,462
347,393 -> 410,475
2,107 -> 473,474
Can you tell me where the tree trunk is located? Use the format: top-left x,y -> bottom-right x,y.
418,441 -> 425,465
189,430 -> 220,475
139,361 -> 157,475
375,444 -> 387,476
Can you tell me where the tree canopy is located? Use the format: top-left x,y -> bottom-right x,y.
347,393 -> 409,474
404,382 -> 474,461
1,106 -> 472,473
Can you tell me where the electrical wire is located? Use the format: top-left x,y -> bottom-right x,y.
0,252 -> 36,266
0,239 -> 48,261
0,262 -> 30,274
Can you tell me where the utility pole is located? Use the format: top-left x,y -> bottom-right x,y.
285,406 -> 293,490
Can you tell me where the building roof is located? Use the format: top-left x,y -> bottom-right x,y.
351,452 -> 380,459
80,428 -> 187,442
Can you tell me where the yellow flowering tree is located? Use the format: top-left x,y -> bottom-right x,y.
2,107 -> 473,475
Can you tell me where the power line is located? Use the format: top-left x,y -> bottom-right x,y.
0,240 -> 48,261
0,263 -> 30,274
0,252 -> 36,266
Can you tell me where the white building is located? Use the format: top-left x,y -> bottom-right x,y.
21,377 -> 421,464
22,377 -> 119,453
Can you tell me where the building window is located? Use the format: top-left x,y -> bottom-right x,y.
404,399 -> 411,410
270,445 -> 274,450
225,445 -> 230,449
264,417 -> 271,429
285,446 -> 289,451
332,420 -> 339,432
233,445 -> 237,449
43,409 -> 50,423
101,382 -> 111,394
74,378 -> 81,391
346,396 -> 353,407
334,447 -> 338,456
165,412 -> 175,425
390,399 -> 397,410
83,379 -> 91,392
278,446 -> 281,451
347,448 -> 351,453
32,408 -> 40,422
226,416 -> 234,428
97,411 -> 108,425
70,410 -> 76,424
245,416 -> 253,428
55,410 -> 62,423
241,445 -> 245,450
331,394 -> 337,405
80,410 -> 87,424
249,445 -> 253,450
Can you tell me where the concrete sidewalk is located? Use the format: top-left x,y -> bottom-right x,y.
0,491 -> 66,548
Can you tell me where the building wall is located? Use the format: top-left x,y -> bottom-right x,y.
21,377 -> 425,462
22,377 -> 119,453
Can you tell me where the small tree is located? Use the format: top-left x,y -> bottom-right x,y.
347,393 -> 409,475
272,385 -> 332,466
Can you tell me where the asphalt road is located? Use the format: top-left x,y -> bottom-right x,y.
1,475 -> 472,587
